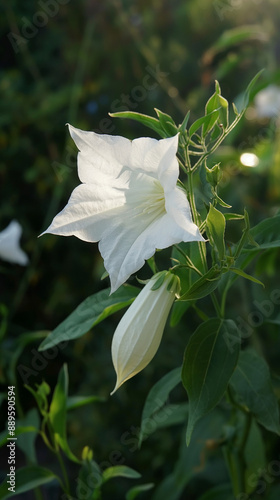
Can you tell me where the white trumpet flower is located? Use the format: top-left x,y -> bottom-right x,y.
111,271 -> 180,394
42,125 -> 203,293
0,220 -> 29,265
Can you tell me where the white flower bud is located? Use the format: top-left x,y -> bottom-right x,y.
111,272 -> 180,394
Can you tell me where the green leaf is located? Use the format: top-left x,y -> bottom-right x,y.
39,285 -> 140,351
16,409 -> 40,463
109,111 -> 165,137
0,425 -> 38,449
218,94 -> 229,129
244,418 -> 266,495
103,466 -> 141,483
77,459 -> 101,499
49,364 -> 80,463
203,82 -> 226,136
170,300 -> 191,327
126,483 -> 154,500
182,318 -> 240,444
224,213 -> 244,221
230,349 -> 280,435
197,484 -> 234,500
178,267 -> 221,301
139,367 -> 181,446
67,395 -> 106,410
240,69 -> 265,113
0,466 -> 59,499
25,381 -> 50,415
215,194 -> 232,208
206,204 -> 226,261
245,214 -> 280,250
140,403 -> 188,442
205,26 -> 267,62
229,267 -> 264,287
154,108 -> 178,135
189,109 -> 220,138
179,110 -> 190,131
151,408 -> 227,500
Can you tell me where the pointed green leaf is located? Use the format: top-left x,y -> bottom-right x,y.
154,108 -> 178,135
179,267 -> 221,301
244,214 -> 280,250
139,367 -> 181,446
39,285 -> 140,351
215,194 -> 232,208
224,213 -> 244,221
109,111 -> 165,137
189,109 -> 220,137
229,267 -> 264,287
67,395 -> 106,410
126,483 -> 154,500
230,349 -> 280,435
244,418 -> 266,495
103,466 -> 141,483
49,364 -> 80,463
77,459 -> 101,499
218,94 -> 229,129
182,318 -> 240,444
206,204 -> 226,261
179,110 -> 190,131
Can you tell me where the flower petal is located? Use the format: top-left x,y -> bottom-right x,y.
68,124 -> 132,182
129,134 -> 179,188
165,187 -> 205,240
41,183 -> 126,240
0,221 -> 29,265
99,206 -> 203,293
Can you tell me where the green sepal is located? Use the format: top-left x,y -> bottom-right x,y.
205,163 -> 222,188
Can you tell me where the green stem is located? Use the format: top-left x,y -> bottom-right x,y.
210,292 -> 222,318
187,171 -> 207,274
56,449 -> 70,493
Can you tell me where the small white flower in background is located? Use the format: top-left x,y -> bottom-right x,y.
0,220 -> 29,266
42,125 -> 204,293
254,84 -> 280,119
111,271 -> 180,394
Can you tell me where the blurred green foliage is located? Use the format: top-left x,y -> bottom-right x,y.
0,0 -> 280,498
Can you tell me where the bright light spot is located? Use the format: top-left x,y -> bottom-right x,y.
240,153 -> 259,168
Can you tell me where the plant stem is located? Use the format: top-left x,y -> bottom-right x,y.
187,170 -> 207,274
210,292 -> 223,318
